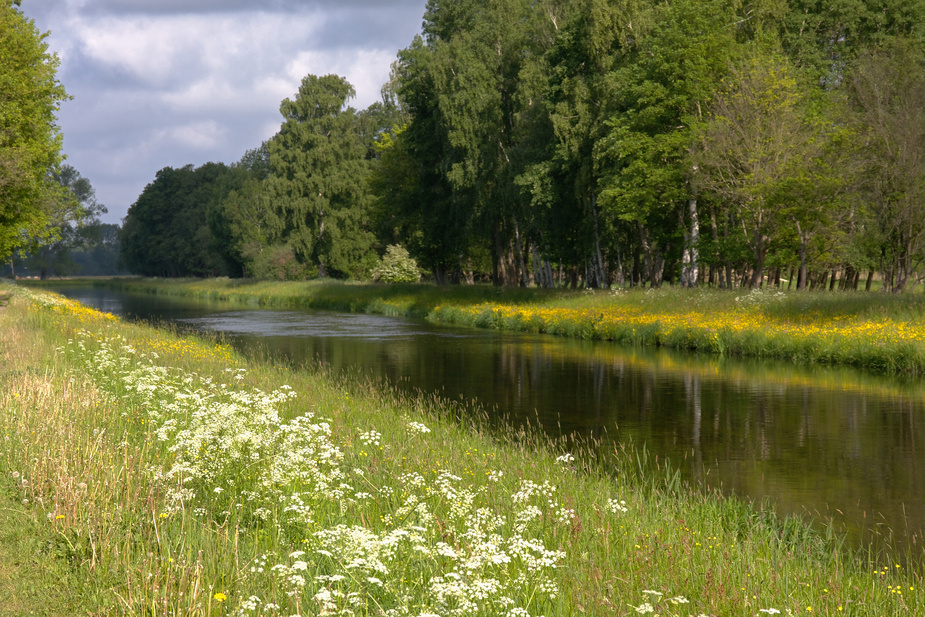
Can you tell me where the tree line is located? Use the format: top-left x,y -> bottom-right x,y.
118,0 -> 925,290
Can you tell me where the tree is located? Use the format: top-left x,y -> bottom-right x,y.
849,39 -> 925,292
695,45 -> 827,288
597,0 -> 740,288
266,74 -> 376,279
121,163 -> 238,277
23,164 -> 107,279
70,223 -> 124,276
389,37 -> 472,283
0,0 -> 70,261
517,0 -> 637,289
387,0 -> 580,286
779,0 -> 925,87
210,144 -> 272,277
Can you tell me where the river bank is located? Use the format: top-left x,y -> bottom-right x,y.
43,276 -> 925,375
2,280 -> 923,615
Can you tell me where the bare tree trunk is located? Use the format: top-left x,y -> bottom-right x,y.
639,223 -> 664,287
568,265 -> 578,289
740,268 -> 751,288
681,196 -> 700,287
615,248 -> 624,288
895,237 -> 913,292
531,244 -> 543,288
590,194 -> 608,288
513,218 -> 530,287
817,270 -> 829,290
632,245 -> 642,287
492,228 -> 505,286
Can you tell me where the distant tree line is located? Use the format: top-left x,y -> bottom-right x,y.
1,162 -> 120,279
120,0 -> 925,291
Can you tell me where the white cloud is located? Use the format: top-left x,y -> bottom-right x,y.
158,121 -> 226,150
22,1 -> 426,224
283,48 -> 397,106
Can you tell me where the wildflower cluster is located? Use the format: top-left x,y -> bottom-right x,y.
629,589 -> 692,615
17,286 -> 119,324
734,288 -> 786,307
431,289 -> 925,374
65,329 -> 573,616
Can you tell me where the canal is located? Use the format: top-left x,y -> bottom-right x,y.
55,285 -> 925,558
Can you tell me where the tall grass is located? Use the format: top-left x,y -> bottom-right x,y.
2,281 -> 923,615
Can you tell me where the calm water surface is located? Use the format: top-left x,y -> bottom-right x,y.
56,286 -> 925,558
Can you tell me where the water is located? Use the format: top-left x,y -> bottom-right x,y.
55,286 -> 925,558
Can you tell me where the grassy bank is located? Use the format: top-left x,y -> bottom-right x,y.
2,280 -> 924,615
66,277 -> 925,375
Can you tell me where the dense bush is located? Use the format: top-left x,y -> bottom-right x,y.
371,245 -> 420,283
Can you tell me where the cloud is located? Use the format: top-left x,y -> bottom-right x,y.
22,0 -> 426,224
76,0 -> 425,16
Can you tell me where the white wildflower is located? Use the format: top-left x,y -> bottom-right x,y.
359,430 -> 381,447
407,421 -> 431,434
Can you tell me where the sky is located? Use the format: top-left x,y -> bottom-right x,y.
23,0 -> 428,225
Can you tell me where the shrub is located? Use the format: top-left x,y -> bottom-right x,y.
371,245 -> 420,283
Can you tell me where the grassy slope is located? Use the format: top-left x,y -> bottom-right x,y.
0,293 -> 97,616
1,280 -> 923,616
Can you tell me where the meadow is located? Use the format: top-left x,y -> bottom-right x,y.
2,280 -> 924,615
74,277 -> 925,375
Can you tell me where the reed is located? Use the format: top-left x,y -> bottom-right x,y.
2,280 -> 923,615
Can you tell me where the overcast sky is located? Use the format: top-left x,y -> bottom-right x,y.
24,0 -> 427,225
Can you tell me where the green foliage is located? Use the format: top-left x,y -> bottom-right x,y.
779,0 -> 925,86
0,2 -> 70,260
371,244 -> 420,283
597,0 -> 739,263
266,74 -> 377,280
247,243 -> 314,281
120,163 -> 240,277
694,43 -> 830,286
393,0 -> 573,285
16,165 -> 108,279
848,38 -> 925,292
109,0 -> 925,290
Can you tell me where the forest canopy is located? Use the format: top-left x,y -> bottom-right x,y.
119,0 -> 925,291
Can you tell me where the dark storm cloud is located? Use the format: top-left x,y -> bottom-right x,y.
19,0 -> 426,224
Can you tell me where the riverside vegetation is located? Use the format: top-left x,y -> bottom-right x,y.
2,282 -> 925,615
82,276 -> 925,375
